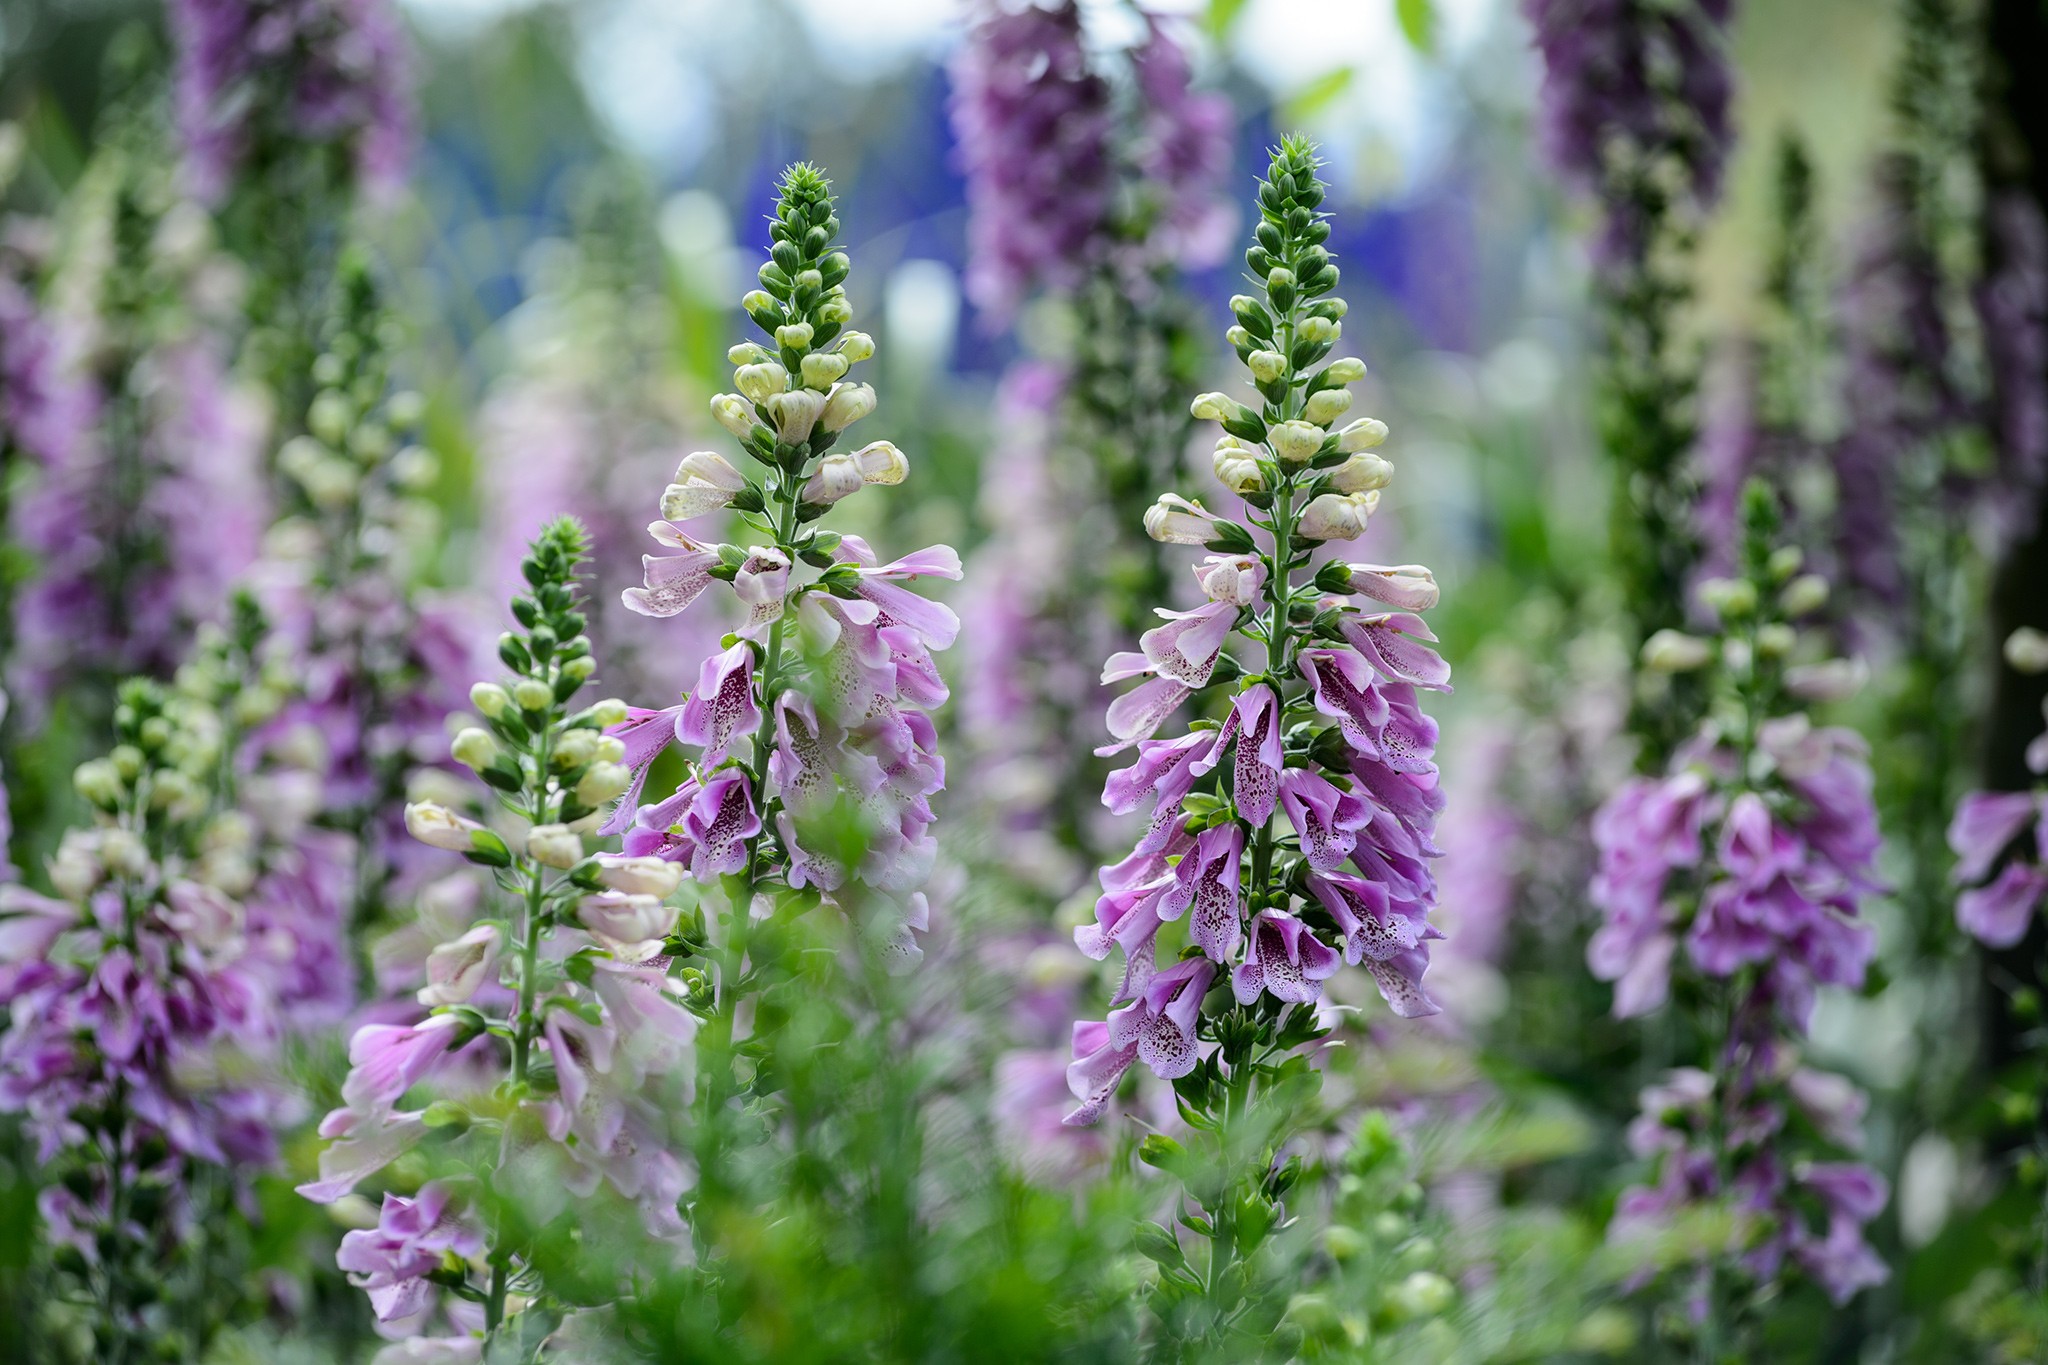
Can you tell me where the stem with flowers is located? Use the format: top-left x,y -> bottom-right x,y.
1071,137 -> 1455,1360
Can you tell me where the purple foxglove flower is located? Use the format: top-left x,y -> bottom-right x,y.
1099,675 -> 1195,755
1957,861 -> 2048,949
768,692 -> 836,816
1305,871 -> 1441,1019
1277,767 -> 1372,872
629,769 -> 762,878
732,547 -> 792,638
1232,910 -> 1342,1006
577,892 -> 675,962
297,1105 -> 428,1203
336,1182 -> 484,1328
836,535 -> 965,649
1194,554 -> 1266,606
1300,647 -> 1390,750
678,642 -> 762,768
1947,789 -> 2039,885
622,528 -> 723,619
1135,600 -> 1237,688
416,924 -> 501,1007
1159,823 -> 1245,963
543,1008 -> 617,1113
340,1014 -> 467,1113
1338,612 -> 1454,692
1227,684 -> 1285,827
1344,563 -> 1441,612
1075,876 -> 1172,999
1106,954 -> 1214,1081
1063,1018 -> 1139,1128
598,704 -> 688,837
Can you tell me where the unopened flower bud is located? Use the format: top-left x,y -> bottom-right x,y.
836,331 -> 875,362
526,823 -> 583,869
1756,622 -> 1797,658
1331,451 -> 1392,494
1297,491 -> 1377,541
1767,545 -> 1805,582
595,854 -> 685,898
576,762 -> 633,806
1269,420 -> 1326,465
1697,577 -> 1758,618
802,453 -> 865,505
728,342 -> 773,365
851,440 -> 909,485
661,451 -> 748,521
1786,657 -> 1868,702
470,682 -> 511,718
1213,445 -> 1267,494
513,679 -> 554,712
1225,326 -> 1252,349
734,362 -> 789,402
800,351 -> 849,389
1145,494 -> 1224,545
553,729 -> 598,769
820,382 -> 876,432
1323,357 -> 1366,384
818,295 -> 852,325
74,759 -> 125,808
1190,392 -> 1234,422
740,290 -> 776,315
1247,350 -> 1286,383
1298,316 -> 1340,345
590,699 -> 629,729
1337,417 -> 1389,452
1303,388 -> 1352,426
100,829 -> 149,878
1642,629 -> 1713,673
1266,266 -> 1295,295
1781,574 -> 1830,617
418,924 -> 502,1006
451,728 -> 498,771
711,394 -> 757,439
2009,627 -> 2048,674
1387,1271 -> 1455,1320
594,736 -> 625,764
766,388 -> 826,442
775,322 -> 814,350
579,891 -> 675,960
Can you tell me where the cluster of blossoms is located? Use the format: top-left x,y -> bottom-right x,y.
253,259 -> 480,945
1066,139 -> 1450,1347
302,520 -> 697,1356
608,164 -> 956,967
1948,628 -> 2048,947
0,670 -> 291,1361
168,0 -> 413,202
1521,0 -> 1736,271
5,149 -> 267,718
1588,488 -> 1889,1320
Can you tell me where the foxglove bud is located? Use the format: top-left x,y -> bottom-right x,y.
418,925 -> 502,1006
1641,630 -> 1713,672
803,453 -> 865,505
1195,555 -> 1266,606
1697,577 -> 1757,617
775,322 -> 815,350
576,762 -> 633,806
1336,417 -> 1389,452
1297,491 -> 1375,541
468,683 -> 510,720
451,729 -> 498,771
711,394 -> 758,440
801,352 -> 849,389
837,331 -> 875,362
1781,574 -> 1830,617
579,892 -> 675,960
1248,350 -> 1286,383
1331,451 -> 1392,494
1303,388 -> 1352,426
1756,623 -> 1797,658
1322,357 -> 1366,384
728,342 -> 773,365
594,854 -> 685,898
1786,658 -> 1868,702
820,382 -> 876,432
1214,444 -> 1268,494
590,699 -> 629,729
406,801 -> 492,853
852,440 -> 909,485
553,729 -> 599,769
1145,494 -> 1226,545
513,680 -> 554,712
741,290 -> 776,316
735,362 -> 790,402
661,451 -> 749,521
1191,392 -> 1235,422
1298,316 -> 1340,345
1269,420 -> 1326,465
594,736 -> 626,764
766,389 -> 827,442
526,824 -> 583,869
2009,627 -> 2048,674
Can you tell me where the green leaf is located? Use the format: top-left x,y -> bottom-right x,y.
1396,0 -> 1438,53
1282,67 -> 1355,126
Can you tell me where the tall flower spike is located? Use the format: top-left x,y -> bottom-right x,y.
1067,137 -> 1450,1351
303,520 -> 698,1356
612,163 -> 956,1030
0,667 -> 291,1361
1591,484 -> 1889,1341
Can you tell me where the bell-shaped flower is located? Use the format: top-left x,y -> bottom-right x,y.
1947,789 -> 2039,885
543,1007 -> 617,1112
1339,611 -> 1453,692
1076,876 -> 1173,1002
734,361 -> 789,402
1958,860 -> 2048,948
1195,554 -> 1266,606
1268,419 -> 1325,464
589,959 -> 698,1095
1106,955 -> 1215,1081
594,854 -> 684,898
1144,494 -> 1226,545
1337,416 -> 1389,452
336,1182 -> 484,1328
821,381 -> 877,433
1331,451 -> 1393,495
1063,1019 -> 1140,1128
1305,871 -> 1440,1018
1223,685 -> 1285,826
733,547 -> 791,637
340,1013 -> 469,1112
1345,562 -> 1437,610
851,439 -> 909,485
296,1105 -> 428,1203
710,393 -> 760,440
1277,767 -> 1371,871
1300,647 -> 1390,751
802,453 -> 865,505
628,769 -> 762,878
1232,910 -> 1341,1005
678,642 -> 761,768
578,891 -> 675,962
1158,823 -> 1245,962
416,924 -> 501,1006
660,452 -> 748,522
622,525 -> 723,618
597,705 -> 687,836
1213,444 -> 1267,494
765,388 -> 826,442
1298,490 -> 1376,541
834,536 -> 962,649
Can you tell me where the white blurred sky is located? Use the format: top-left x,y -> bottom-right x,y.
404,0 -> 1508,199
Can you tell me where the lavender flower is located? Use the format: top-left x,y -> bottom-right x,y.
0,675 -> 290,1359
1066,138 -> 1450,1349
1590,485 -> 1889,1334
1523,0 -> 1736,270
610,163 -> 956,970
1947,629 -> 2048,948
168,0 -> 414,202
303,521 -> 697,1351
1978,190 -> 2048,541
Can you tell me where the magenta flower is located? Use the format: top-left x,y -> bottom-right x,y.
1231,911 -> 1341,1006
678,642 -> 762,769
337,1182 -> 486,1329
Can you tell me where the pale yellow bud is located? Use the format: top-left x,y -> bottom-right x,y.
1268,420 -> 1326,465
526,823 -> 583,870
801,352 -> 849,389
774,322 -> 814,350
734,362 -> 789,402
1303,388 -> 1352,426
1337,417 -> 1389,453
450,728 -> 497,771
1331,452 -> 1393,495
1247,350 -> 1286,383
820,382 -> 876,432
1641,630 -> 1713,673
1213,446 -> 1267,494
1297,491 -> 1376,541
